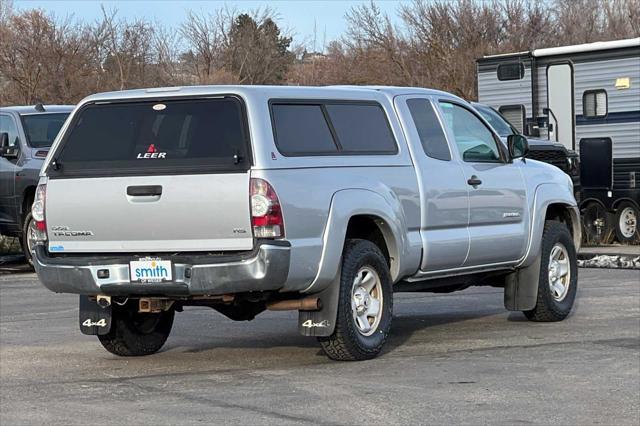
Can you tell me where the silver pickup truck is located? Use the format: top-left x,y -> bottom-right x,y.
32,86 -> 580,361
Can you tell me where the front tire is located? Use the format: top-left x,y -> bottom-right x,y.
524,221 -> 578,322
318,239 -> 393,361
98,301 -> 174,356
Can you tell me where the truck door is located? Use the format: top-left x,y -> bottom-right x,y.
0,114 -> 20,231
394,95 -> 469,271
436,100 -> 529,267
547,63 -> 575,150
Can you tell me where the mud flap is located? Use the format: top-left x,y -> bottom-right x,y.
79,295 -> 112,335
298,270 -> 341,337
504,255 -> 541,311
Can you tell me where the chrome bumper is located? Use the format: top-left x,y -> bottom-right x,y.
33,242 -> 290,297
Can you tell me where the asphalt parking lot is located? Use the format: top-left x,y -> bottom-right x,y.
1,268 -> 638,425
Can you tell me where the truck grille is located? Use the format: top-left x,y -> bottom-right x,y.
527,148 -> 568,172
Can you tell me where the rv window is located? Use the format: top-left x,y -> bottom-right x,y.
498,105 -> 526,134
497,63 -> 524,81
583,90 -> 607,118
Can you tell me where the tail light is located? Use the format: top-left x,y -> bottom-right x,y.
250,178 -> 284,238
31,184 -> 48,242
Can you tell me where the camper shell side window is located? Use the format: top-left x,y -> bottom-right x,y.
270,100 -> 399,156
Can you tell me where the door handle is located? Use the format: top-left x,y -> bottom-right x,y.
126,185 -> 162,196
467,176 -> 482,187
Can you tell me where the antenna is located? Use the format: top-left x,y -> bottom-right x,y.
34,103 -> 45,112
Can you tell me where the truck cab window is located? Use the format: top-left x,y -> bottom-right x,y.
439,102 -> 502,163
0,115 -> 20,148
406,98 -> 451,161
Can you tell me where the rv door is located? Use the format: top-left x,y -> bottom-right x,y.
547,63 -> 575,150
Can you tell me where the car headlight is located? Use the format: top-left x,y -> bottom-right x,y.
566,155 -> 580,175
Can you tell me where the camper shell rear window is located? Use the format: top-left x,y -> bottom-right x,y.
48,96 -> 251,177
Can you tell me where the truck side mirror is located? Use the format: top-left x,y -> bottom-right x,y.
0,132 -> 19,159
0,132 -> 9,155
507,134 -> 529,160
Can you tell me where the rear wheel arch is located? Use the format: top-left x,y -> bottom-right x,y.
611,197 -> 639,211
304,189 -> 412,294
345,214 -> 397,276
578,197 -> 607,211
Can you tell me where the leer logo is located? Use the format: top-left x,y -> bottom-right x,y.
137,144 -> 166,159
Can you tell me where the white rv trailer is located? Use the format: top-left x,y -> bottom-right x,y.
477,38 -> 640,244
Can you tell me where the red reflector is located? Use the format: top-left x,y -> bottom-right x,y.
35,150 -> 48,158
36,220 -> 46,231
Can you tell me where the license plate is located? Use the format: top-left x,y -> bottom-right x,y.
129,258 -> 172,283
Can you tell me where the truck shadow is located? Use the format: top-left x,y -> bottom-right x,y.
167,305 -> 512,361
383,307 -> 509,354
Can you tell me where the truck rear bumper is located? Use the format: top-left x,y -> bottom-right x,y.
33,241 -> 290,297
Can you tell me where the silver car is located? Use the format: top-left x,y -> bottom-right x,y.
32,86 -> 580,360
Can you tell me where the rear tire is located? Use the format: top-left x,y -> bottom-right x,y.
614,202 -> 639,244
524,221 -> 578,322
98,301 -> 174,356
318,239 -> 393,361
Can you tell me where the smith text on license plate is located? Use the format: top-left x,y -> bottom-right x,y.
129,259 -> 172,282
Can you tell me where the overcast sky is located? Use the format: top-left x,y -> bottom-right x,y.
15,1 -> 410,49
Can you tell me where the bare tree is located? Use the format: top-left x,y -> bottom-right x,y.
0,10 -> 57,103
97,6 -> 154,90
0,0 -> 14,24
179,9 -> 231,84
2,0 -> 638,106
152,21 -> 187,86
601,0 -> 640,38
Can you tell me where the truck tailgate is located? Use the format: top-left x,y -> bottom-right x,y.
46,174 -> 252,253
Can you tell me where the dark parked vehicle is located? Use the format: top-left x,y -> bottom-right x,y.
472,102 -> 581,189
0,104 -> 73,264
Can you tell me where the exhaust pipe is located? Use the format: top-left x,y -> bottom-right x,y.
266,297 -> 321,312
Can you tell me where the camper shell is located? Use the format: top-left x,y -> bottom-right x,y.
477,38 -> 640,244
